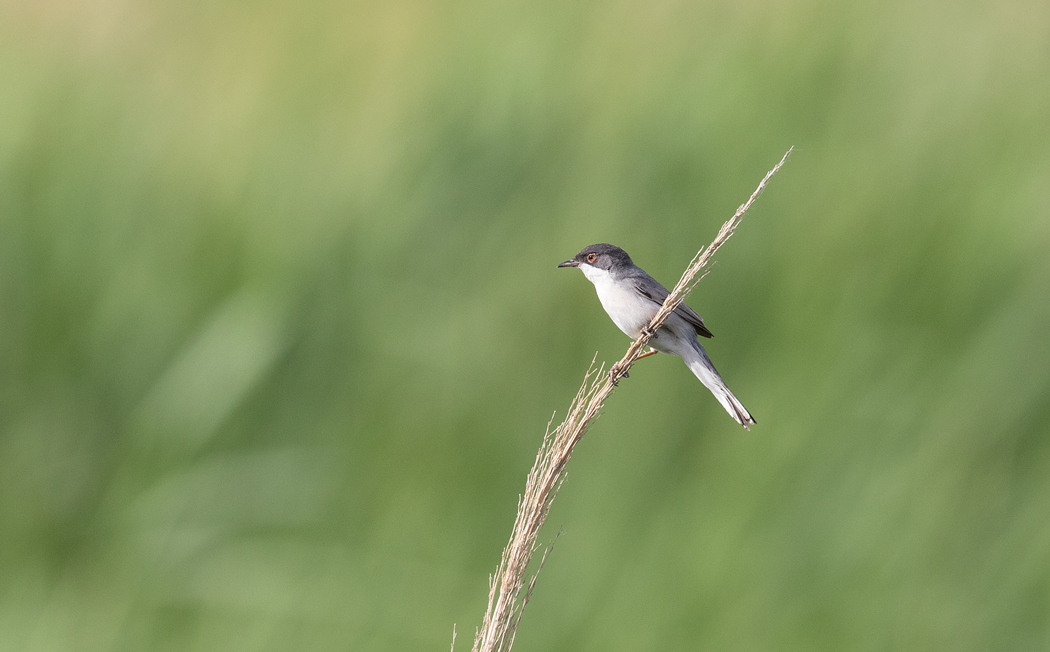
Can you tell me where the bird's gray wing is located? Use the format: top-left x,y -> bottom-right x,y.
633,279 -> 714,338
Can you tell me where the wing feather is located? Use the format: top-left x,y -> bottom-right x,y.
633,281 -> 714,338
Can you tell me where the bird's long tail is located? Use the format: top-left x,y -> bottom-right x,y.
682,341 -> 755,430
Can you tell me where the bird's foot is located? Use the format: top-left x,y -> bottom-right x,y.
640,325 -> 655,339
609,362 -> 629,385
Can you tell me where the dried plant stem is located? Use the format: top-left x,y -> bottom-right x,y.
467,148 -> 793,652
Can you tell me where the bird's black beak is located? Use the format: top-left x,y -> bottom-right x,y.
557,259 -> 579,268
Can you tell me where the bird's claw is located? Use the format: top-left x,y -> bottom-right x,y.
609,363 -> 629,385
640,326 -> 655,339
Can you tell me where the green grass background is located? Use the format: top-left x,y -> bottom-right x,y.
2,0 -> 1049,650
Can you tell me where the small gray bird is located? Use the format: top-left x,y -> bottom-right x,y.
559,243 -> 755,429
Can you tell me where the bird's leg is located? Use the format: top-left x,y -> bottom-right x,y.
640,325 -> 655,339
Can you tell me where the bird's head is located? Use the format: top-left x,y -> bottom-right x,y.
557,243 -> 633,273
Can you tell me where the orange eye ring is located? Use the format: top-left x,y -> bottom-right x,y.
586,253 -> 597,263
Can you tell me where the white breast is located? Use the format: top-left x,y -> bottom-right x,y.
580,265 -> 659,339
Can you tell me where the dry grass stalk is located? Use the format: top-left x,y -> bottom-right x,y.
467,147 -> 793,652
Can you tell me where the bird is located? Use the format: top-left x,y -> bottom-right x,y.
558,243 -> 755,429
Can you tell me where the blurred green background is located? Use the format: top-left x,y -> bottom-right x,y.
2,0 -> 1048,650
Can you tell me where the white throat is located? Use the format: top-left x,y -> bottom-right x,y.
578,264 -> 657,339
579,263 -> 610,285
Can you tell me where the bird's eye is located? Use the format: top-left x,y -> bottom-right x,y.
586,253 -> 597,263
